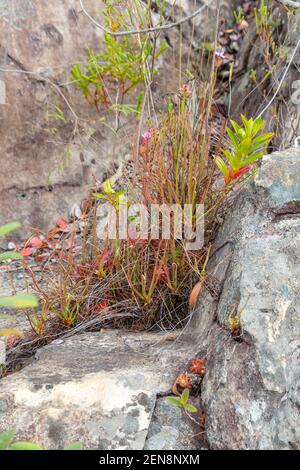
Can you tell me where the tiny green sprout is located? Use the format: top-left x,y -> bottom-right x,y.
234,8 -> 245,25
166,388 -> 198,414
251,68 -> 257,82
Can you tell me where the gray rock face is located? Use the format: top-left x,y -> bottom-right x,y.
145,397 -> 203,450
186,148 -> 300,449
0,330 -> 198,450
230,5 -> 300,148
0,0 -> 112,237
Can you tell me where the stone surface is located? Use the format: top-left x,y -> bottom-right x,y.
0,0 -> 137,238
145,397 -> 203,450
230,4 -> 300,148
185,148 -> 300,449
0,330 -> 198,450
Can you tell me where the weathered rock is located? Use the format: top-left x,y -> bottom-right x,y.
186,148 -> 300,449
230,4 -> 300,147
0,330 -> 199,450
145,397 -> 203,450
0,0 -> 146,238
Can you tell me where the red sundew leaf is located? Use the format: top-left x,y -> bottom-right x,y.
20,247 -> 34,257
176,373 -> 192,389
94,300 -> 110,313
56,217 -> 68,230
30,236 -> 43,248
189,358 -> 206,376
34,253 -> 51,262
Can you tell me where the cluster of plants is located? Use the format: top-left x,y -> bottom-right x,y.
70,0 -> 166,119
1,2 -> 273,356
19,89 -> 272,340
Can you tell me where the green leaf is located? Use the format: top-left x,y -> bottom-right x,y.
0,251 -> 23,262
215,157 -> 229,178
241,151 -> 266,166
166,396 -> 183,408
181,388 -> 190,406
0,429 -> 16,450
0,294 -> 38,309
93,192 -> 107,200
102,180 -> 115,195
0,222 -> 21,238
10,441 -> 43,450
64,443 -> 83,450
230,119 -> 242,137
226,127 -> 240,149
251,132 -> 273,147
252,116 -> 265,135
240,114 -> 252,134
184,403 -> 198,413
222,149 -> 237,168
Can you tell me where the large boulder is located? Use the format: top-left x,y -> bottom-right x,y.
0,330 -> 199,450
186,148 -> 300,449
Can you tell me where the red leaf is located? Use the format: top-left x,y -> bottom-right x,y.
189,358 -> 206,376
30,236 -> 43,248
56,217 -> 68,230
20,247 -> 34,257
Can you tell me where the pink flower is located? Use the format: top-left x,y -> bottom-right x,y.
140,130 -> 152,145
178,84 -> 192,99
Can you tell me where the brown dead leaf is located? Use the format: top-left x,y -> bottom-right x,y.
189,280 -> 204,309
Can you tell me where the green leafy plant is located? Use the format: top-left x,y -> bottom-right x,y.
254,0 -> 270,34
0,429 -> 82,450
234,8 -> 245,25
166,388 -> 198,414
70,2 -> 166,114
215,115 -> 273,185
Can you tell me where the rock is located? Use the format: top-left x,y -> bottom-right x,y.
230,5 -> 300,147
0,330 -> 199,450
7,242 -> 16,251
0,0 -> 137,238
185,148 -> 300,449
145,397 -> 204,450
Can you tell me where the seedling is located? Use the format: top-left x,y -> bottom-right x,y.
166,388 -> 198,414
